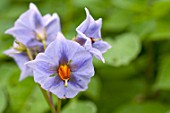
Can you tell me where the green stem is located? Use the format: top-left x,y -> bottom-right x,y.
38,85 -> 57,113
57,98 -> 61,113
39,85 -> 51,105
26,47 -> 57,113
42,39 -> 47,50
49,92 -> 57,113
145,43 -> 154,97
26,48 -> 33,60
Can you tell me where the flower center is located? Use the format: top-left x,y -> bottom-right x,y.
90,37 -> 102,44
36,28 -> 46,41
90,38 -> 95,44
58,65 -> 71,87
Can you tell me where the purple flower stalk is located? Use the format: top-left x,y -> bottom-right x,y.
4,3 -> 61,80
76,8 -> 111,63
26,32 -> 94,98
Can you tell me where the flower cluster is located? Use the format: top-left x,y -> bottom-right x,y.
4,3 -> 111,99
4,3 -> 60,80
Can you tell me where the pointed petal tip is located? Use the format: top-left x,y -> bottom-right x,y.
3,48 -> 16,57
56,32 -> 66,40
29,3 -> 37,9
52,13 -> 59,19
85,7 -> 90,15
5,28 -> 12,34
3,50 -> 8,56
107,43 -> 112,49
3,50 -> 9,55
24,60 -> 35,69
29,3 -> 39,13
101,57 -> 105,63
84,7 -> 88,11
19,76 -> 24,81
98,18 -> 102,22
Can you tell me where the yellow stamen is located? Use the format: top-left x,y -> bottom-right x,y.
64,79 -> 68,87
90,38 -> 102,43
58,65 -> 71,87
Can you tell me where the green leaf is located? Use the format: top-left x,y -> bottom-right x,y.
0,0 -> 10,12
73,0 -> 99,7
0,89 -> 7,113
152,0 -> 170,18
114,101 -> 169,113
111,0 -> 148,12
7,77 -> 35,112
0,62 -> 50,113
20,86 -> 49,113
84,76 -> 101,100
155,55 -> 170,90
104,33 -> 141,67
7,77 -> 49,113
62,100 -> 97,113
148,20 -> 170,41
0,63 -> 19,88
97,78 -> 145,113
96,64 -> 137,80
104,9 -> 132,32
129,20 -> 156,40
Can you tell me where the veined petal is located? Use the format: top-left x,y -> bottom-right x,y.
44,32 -> 68,64
29,3 -> 39,13
4,48 -> 29,70
76,8 -> 102,38
69,48 -> 93,72
89,18 -> 102,38
49,82 -> 66,99
89,48 -> 105,63
41,75 -> 61,90
70,73 -> 91,90
33,70 -> 61,90
35,53 -> 57,66
20,66 -> 33,80
15,3 -> 43,31
26,57 -> 56,76
5,27 -> 35,46
71,58 -> 94,78
50,82 -> 80,99
93,40 -> 112,53
4,48 -> 33,80
45,13 -> 61,45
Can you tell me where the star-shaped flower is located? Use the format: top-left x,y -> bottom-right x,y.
75,8 -> 111,63
4,3 -> 61,80
4,41 -> 37,80
26,32 -> 94,98
5,3 -> 61,48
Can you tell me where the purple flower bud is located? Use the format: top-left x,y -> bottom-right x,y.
26,32 -> 94,98
76,8 -> 111,63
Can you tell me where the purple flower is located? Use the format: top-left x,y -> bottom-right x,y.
76,8 -> 111,63
5,3 -> 61,48
26,32 -> 94,98
4,42 -> 33,80
4,3 -> 61,80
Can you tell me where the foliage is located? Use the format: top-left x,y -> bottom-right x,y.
1,0 -> 170,113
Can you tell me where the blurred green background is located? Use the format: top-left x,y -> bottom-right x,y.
1,0 -> 170,113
